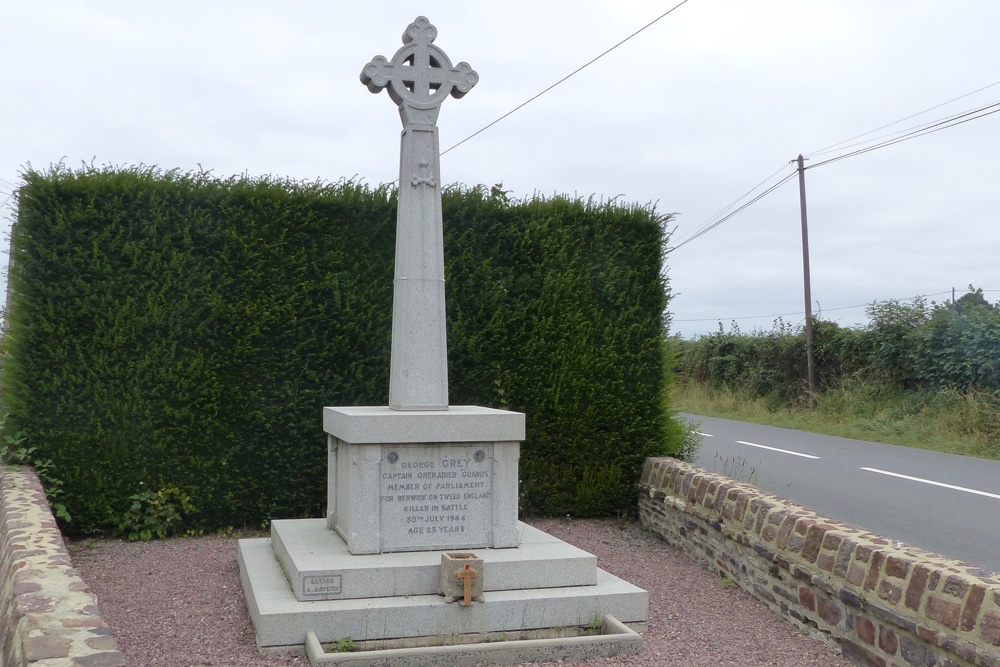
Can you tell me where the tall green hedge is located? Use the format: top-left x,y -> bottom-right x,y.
675,291 -> 1000,402
444,190 -> 672,516
676,319 -> 870,403
4,166 -> 676,534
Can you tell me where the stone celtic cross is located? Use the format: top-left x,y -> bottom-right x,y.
361,17 -> 478,411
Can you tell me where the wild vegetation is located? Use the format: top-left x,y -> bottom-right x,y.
672,288 -> 1000,460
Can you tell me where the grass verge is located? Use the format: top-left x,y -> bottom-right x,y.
673,379 -> 1000,461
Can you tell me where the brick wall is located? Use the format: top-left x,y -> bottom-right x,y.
0,465 -> 126,667
639,457 -> 1000,667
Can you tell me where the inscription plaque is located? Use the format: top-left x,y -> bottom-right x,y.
302,573 -> 343,599
380,443 -> 493,551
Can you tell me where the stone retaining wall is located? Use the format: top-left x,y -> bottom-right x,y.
639,457 -> 1000,667
0,465 -> 126,667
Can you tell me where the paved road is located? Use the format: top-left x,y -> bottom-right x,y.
683,413 -> 1000,575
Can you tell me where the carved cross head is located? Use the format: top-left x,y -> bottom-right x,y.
360,16 -> 478,121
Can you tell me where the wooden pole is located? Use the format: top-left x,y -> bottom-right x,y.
797,155 -> 817,400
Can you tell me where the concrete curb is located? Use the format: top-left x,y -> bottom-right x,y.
303,615 -> 642,667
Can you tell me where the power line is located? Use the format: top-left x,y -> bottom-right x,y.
439,0 -> 690,158
672,290 -> 987,324
674,310 -> 808,323
805,108 -> 985,160
806,100 -> 1000,170
660,91 -> 1000,251
804,80 -> 1000,158
669,86 -> 1000,252
669,162 -> 792,248
667,170 -> 797,253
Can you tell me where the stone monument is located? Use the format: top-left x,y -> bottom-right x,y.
325,14 -> 521,556
237,18 -> 648,664
360,13 -> 476,413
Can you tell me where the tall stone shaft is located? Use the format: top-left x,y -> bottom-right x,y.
360,16 -> 478,411
391,121 -> 447,410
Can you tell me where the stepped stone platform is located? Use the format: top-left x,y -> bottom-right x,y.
271,519 -> 598,601
238,520 -> 647,651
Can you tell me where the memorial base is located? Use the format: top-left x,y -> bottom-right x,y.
238,403 -> 647,663
270,519 -> 597,601
237,520 -> 647,658
324,406 -> 524,555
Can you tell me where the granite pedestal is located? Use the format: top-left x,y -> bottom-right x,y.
237,405 -> 648,653
324,406 -> 523,555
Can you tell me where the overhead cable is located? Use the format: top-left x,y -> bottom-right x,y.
672,290 -> 973,323
439,0 -> 691,157
805,80 -> 1000,158
669,162 -> 792,249
667,170 -> 797,253
806,101 -> 1000,170
671,84 -> 1000,251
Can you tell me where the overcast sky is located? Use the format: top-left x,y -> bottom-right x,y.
2,1 -> 997,338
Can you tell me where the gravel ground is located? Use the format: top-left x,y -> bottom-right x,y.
69,517 -> 852,667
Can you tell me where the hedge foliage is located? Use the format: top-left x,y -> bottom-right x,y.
4,166 -> 677,534
675,288 -> 1000,402
444,189 -> 673,516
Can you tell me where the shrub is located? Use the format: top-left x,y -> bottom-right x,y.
4,167 -> 678,532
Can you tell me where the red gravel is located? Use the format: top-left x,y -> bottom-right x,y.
69,518 -> 851,666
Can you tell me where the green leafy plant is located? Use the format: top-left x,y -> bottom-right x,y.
31,457 -> 72,523
1,428 -> 33,462
117,486 -> 197,541
720,574 -> 735,589
666,417 -> 702,463
582,616 -> 603,636
335,637 -> 357,653
0,417 -> 71,523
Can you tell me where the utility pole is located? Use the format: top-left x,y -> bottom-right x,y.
797,155 -> 816,399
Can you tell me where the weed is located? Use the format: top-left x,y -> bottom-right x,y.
673,417 -> 703,462
117,487 -> 197,541
336,637 -> 357,653
582,616 -> 603,636
720,574 -> 735,589
714,452 -> 758,485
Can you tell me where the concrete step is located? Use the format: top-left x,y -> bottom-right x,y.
240,529 -> 648,650
271,519 -> 598,602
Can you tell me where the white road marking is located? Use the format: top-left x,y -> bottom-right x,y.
735,440 -> 820,459
861,467 -> 1000,501
696,432 -> 714,437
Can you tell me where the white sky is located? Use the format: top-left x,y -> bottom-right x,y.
2,1 -> 998,338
